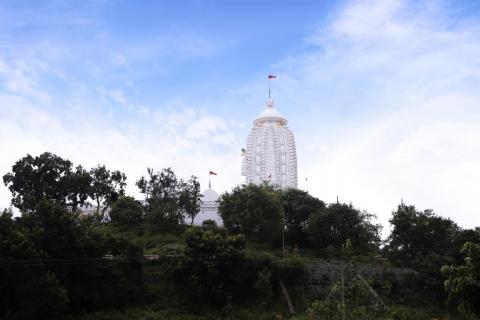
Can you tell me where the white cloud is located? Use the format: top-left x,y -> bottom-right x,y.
275,0 -> 480,233
0,88 -> 242,211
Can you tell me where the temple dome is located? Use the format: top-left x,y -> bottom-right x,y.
254,99 -> 287,126
201,188 -> 219,202
193,186 -> 222,226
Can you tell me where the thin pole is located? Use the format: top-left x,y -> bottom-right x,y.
268,81 -> 271,100
341,249 -> 346,320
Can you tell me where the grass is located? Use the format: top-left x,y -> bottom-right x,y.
67,306 -> 296,320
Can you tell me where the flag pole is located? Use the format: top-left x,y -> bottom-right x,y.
268,80 -> 271,100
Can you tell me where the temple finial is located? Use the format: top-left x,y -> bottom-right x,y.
267,74 -> 277,101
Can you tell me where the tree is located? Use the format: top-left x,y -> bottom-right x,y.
386,204 -> 459,262
173,227 -> 246,306
3,152 -> 74,211
65,165 -> 92,213
136,168 -> 184,228
90,165 -> 127,217
0,200 -> 145,318
442,242 -> 480,316
179,176 -> 202,225
281,188 -> 326,248
0,208 -> 69,319
109,196 -> 144,225
219,184 -> 283,243
307,202 -> 381,252
385,203 -> 461,302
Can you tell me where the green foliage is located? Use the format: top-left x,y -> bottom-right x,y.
173,227 -> 247,306
0,200 -> 144,319
442,242 -> 480,317
202,219 -> 217,228
3,152 -> 472,319
3,152 -> 76,211
307,277 -> 385,320
110,196 -> 144,224
66,165 -> 93,213
184,227 -> 245,255
254,268 -> 274,307
90,164 -> 127,217
385,203 -> 468,302
2,152 -> 127,216
0,208 -> 69,319
307,203 -> 381,252
386,204 -> 460,262
137,168 -> 194,229
179,176 -> 202,225
281,188 -> 326,248
219,184 -> 282,243
66,305 -> 276,320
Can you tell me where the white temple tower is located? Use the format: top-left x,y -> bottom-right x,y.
241,98 -> 298,188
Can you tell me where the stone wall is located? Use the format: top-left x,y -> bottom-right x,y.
300,259 -> 416,300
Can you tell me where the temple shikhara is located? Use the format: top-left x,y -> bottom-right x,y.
241,95 -> 298,189
195,80 -> 298,225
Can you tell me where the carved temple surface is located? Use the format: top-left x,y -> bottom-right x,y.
241,99 -> 298,189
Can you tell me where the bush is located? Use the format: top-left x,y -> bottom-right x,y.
219,184 -> 282,244
110,196 -> 144,224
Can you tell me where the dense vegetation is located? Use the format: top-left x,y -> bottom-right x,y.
1,152 -> 480,319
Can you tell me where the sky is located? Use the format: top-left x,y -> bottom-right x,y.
1,0 -> 480,235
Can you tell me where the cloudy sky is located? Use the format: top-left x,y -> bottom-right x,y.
1,0 -> 479,234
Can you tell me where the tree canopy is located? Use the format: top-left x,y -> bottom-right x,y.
136,168 -> 202,229
90,164 -> 127,216
307,202 -> 381,251
219,184 -> 283,243
3,152 -> 75,211
281,188 -> 326,248
3,152 -> 127,216
109,196 -> 144,225
442,242 -> 480,316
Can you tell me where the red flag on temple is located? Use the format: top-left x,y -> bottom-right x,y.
209,171 -> 217,175
268,74 -> 277,79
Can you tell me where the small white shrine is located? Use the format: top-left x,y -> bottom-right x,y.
193,181 -> 222,225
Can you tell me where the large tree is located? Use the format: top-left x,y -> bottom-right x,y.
3,152 -> 88,211
218,184 -> 283,243
173,227 -> 247,306
0,200 -> 144,319
385,204 -> 460,264
179,176 -> 202,225
281,188 -> 326,248
0,208 -> 68,319
385,203 -> 461,302
65,165 -> 92,213
307,202 -> 381,252
442,242 -> 480,316
90,165 -> 127,217
109,196 -> 144,225
136,168 -> 185,228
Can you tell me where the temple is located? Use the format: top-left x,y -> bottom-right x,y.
241,97 -> 298,188
193,181 -> 222,225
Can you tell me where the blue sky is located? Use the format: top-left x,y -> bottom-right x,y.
1,0 -> 480,233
